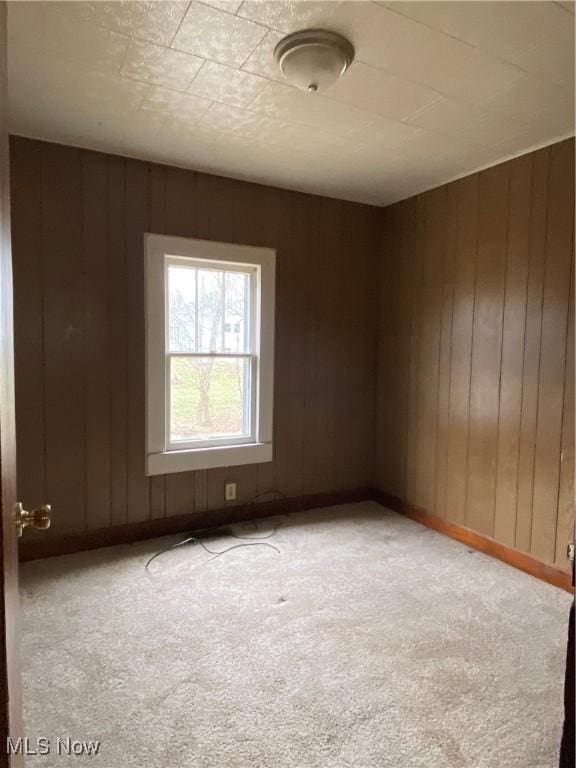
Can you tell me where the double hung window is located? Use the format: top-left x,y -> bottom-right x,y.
145,234 -> 275,475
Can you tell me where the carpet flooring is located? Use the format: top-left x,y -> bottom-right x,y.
20,501 -> 572,767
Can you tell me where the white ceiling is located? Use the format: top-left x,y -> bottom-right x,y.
7,1 -> 575,207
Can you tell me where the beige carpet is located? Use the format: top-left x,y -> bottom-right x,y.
20,502 -> 571,767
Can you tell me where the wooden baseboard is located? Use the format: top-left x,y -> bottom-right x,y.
372,489 -> 574,594
19,487 -> 371,561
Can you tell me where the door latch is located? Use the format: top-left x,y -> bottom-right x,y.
14,502 -> 52,538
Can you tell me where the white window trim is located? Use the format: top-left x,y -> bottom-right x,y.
145,233 -> 275,476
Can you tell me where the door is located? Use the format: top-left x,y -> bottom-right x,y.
0,3 -> 23,765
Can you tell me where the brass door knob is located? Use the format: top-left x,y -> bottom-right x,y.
14,502 -> 52,538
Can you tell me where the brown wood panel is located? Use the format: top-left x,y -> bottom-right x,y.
434,185 -> 458,519
465,163 -> 510,536
556,254 -> 575,568
82,151 -> 112,530
515,147 -> 550,551
493,154 -> 533,546
308,196 -> 340,495
445,175 -> 479,525
301,193 -> 323,497
107,156 -> 129,527
148,163 -> 171,519
41,143 -> 85,536
336,204 -> 379,492
405,196 -> 426,505
414,188 -> 447,513
273,191 -> 306,499
395,200 -> 417,500
375,206 -> 401,494
125,159 -> 150,524
377,139 -> 574,574
10,139 -> 45,512
376,202 -> 412,499
531,139 -> 574,563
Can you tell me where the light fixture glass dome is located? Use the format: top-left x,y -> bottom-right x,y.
274,30 -> 355,93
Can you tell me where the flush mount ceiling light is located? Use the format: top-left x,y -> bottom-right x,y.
274,29 -> 355,93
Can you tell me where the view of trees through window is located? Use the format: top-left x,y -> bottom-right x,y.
167,263 -> 252,443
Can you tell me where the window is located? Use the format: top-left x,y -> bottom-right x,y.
145,234 -> 275,475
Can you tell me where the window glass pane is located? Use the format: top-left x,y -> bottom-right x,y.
224,271 -> 250,353
168,265 -> 196,352
169,264 -> 251,354
198,269 -> 224,352
170,356 -> 251,443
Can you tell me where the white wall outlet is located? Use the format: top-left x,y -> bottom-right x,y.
225,481 -> 237,502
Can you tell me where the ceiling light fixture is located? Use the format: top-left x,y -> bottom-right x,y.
274,29 -> 355,93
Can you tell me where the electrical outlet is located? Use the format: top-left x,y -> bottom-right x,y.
225,481 -> 237,502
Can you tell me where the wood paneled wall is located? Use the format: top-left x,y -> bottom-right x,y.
10,136 -> 380,543
376,138 -> 575,572
9,134 -> 575,571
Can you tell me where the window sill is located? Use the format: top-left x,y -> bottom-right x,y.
146,442 -> 273,476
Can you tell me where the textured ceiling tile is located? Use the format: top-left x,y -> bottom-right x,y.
64,65 -> 153,114
407,98 -> 527,147
336,3 -> 450,73
141,87 -> 212,121
121,41 -> 204,91
202,0 -> 244,13
7,1 -> 44,62
9,60 -> 153,142
43,6 -> 129,76
327,63 -> 441,121
269,122 -> 359,158
250,80 -> 373,137
161,120 -> 215,146
172,2 -> 267,68
482,75 -> 574,125
188,60 -> 267,108
200,102 -> 291,143
345,116 -> 422,149
349,149 -> 448,194
519,99 -> 575,142
237,1 -> 346,31
507,34 -> 575,86
386,2 -> 569,64
104,108 -> 168,155
240,29 -> 285,82
158,120 -> 224,162
50,1 -> 190,47
393,34 -> 525,106
200,104 -> 358,163
399,130 -> 490,171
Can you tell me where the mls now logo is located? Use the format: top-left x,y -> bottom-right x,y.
6,737 -> 101,756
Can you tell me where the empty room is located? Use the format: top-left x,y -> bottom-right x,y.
0,1 -> 574,766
